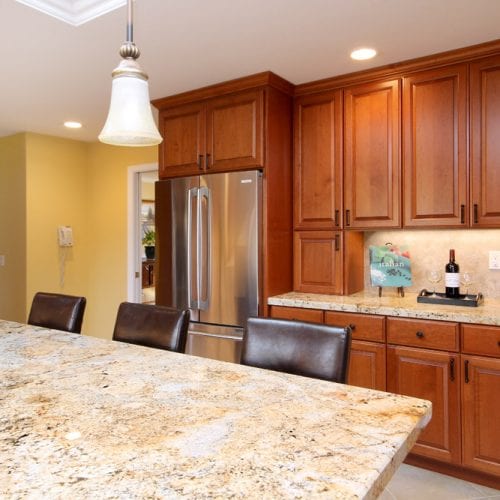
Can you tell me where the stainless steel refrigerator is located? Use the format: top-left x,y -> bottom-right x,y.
155,170 -> 261,362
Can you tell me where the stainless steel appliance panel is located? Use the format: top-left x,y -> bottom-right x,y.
199,171 -> 260,327
186,323 -> 243,364
156,175 -> 200,322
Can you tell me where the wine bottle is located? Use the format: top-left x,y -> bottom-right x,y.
445,249 -> 460,298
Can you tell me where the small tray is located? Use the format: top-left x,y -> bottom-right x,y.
417,289 -> 484,307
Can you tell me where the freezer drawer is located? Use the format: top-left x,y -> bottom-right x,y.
186,323 -> 243,364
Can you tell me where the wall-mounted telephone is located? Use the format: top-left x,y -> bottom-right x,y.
58,226 -> 73,247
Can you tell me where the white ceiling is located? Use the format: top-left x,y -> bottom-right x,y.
2,0 -> 500,143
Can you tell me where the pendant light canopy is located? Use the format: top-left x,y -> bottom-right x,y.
99,0 -> 162,146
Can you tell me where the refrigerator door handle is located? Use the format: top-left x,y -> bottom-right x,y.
198,186 -> 211,310
187,187 -> 199,309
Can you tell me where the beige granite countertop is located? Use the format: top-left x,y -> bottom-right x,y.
268,290 -> 500,326
0,320 -> 431,499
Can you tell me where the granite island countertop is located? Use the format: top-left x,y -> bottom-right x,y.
0,320 -> 431,499
268,290 -> 500,326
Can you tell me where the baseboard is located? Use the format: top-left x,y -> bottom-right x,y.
405,454 -> 500,490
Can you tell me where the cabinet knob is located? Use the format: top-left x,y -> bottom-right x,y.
416,331 -> 424,338
349,323 -> 356,331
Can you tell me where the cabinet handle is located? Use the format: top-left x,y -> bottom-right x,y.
348,323 -> 356,331
473,204 -> 479,224
334,209 -> 339,227
460,204 -> 465,224
416,331 -> 424,338
450,358 -> 455,381
334,234 -> 340,251
198,155 -> 203,170
345,209 -> 351,227
464,360 -> 470,383
205,153 -> 211,169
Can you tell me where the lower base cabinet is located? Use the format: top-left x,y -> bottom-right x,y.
268,304 -> 500,487
387,346 -> 461,464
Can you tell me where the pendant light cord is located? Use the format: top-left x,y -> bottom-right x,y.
126,0 -> 133,44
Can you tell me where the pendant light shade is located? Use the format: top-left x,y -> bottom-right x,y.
98,0 -> 162,147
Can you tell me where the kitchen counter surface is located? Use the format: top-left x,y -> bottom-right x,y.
0,320 -> 431,499
268,290 -> 500,326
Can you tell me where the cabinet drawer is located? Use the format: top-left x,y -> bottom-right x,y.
462,324 -> 500,358
269,306 -> 324,324
325,311 -> 385,342
387,317 -> 459,351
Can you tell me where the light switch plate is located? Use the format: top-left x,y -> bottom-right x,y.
0,255 -> 4,266
489,250 -> 500,270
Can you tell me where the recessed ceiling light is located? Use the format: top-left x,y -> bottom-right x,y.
64,121 -> 82,129
350,48 -> 377,61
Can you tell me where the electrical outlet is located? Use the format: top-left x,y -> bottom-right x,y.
489,250 -> 500,270
0,255 -> 4,267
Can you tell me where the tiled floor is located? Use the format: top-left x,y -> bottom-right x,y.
379,464 -> 500,499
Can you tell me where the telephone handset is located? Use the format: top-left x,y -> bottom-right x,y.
58,226 -> 73,247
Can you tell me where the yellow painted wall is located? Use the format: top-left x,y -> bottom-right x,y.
0,134 -> 27,321
25,133 -> 90,322
85,143 -> 157,338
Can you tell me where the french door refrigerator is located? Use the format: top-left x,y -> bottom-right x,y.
155,170 -> 261,362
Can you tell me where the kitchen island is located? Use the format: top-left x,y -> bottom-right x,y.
0,320 -> 431,499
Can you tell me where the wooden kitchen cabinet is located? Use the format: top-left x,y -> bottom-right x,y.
294,90 -> 343,230
325,311 -> 386,391
470,55 -> 500,227
403,64 -> 468,228
293,231 -> 364,295
461,324 -> 500,476
294,231 -> 343,294
157,90 -> 263,178
344,79 -> 401,229
269,305 -> 324,323
387,317 -> 461,464
387,345 -> 461,464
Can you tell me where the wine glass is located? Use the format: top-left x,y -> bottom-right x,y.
461,272 -> 475,299
426,269 -> 442,296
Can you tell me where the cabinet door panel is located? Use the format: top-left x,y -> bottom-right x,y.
348,340 -> 386,391
206,90 -> 264,172
387,346 -> 461,464
325,311 -> 385,342
159,102 -> 205,178
344,79 -> 401,229
462,355 -> 500,475
403,65 -> 467,227
293,231 -> 342,294
269,305 -> 324,323
294,91 -> 342,229
471,55 -> 500,227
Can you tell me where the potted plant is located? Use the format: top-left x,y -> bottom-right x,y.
142,228 -> 156,259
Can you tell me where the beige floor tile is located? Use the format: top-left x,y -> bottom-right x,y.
380,464 -> 500,500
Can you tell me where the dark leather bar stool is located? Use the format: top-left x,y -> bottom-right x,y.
28,292 -> 87,334
241,317 -> 352,383
112,302 -> 190,353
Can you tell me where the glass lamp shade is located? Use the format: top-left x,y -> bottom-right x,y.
99,72 -> 162,147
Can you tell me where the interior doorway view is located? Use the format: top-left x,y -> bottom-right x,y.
139,170 -> 158,304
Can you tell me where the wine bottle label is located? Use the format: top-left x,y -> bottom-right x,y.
445,272 -> 460,287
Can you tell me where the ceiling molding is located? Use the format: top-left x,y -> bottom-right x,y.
15,0 -> 126,26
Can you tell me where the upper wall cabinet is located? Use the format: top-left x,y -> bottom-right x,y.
344,79 -> 401,229
294,90 -> 343,230
403,64 -> 468,228
157,89 -> 264,178
471,55 -> 500,228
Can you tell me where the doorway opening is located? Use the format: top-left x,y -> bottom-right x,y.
127,164 -> 158,304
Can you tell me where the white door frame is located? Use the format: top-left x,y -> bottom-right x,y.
127,163 -> 158,302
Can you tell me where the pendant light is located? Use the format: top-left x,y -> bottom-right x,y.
99,0 -> 162,146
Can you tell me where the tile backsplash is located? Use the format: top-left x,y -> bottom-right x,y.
363,229 -> 500,298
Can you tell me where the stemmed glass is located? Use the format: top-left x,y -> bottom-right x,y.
426,269 -> 442,297
461,272 -> 474,299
